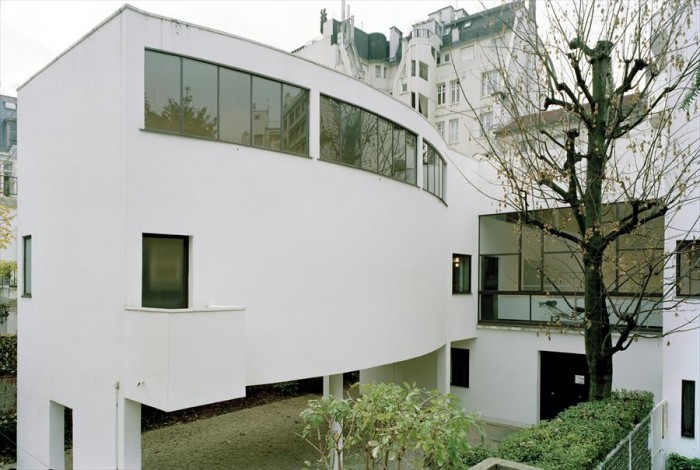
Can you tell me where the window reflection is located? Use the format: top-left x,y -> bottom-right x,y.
220,69 -> 251,145
145,51 -> 181,133
252,77 -> 281,151
144,50 -> 309,156
282,85 -> 309,155
182,59 -> 218,138
319,95 -> 419,187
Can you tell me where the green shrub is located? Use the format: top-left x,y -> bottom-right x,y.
667,453 -> 700,470
272,380 -> 301,396
300,382 -> 484,469
498,390 -> 653,470
0,335 -> 16,376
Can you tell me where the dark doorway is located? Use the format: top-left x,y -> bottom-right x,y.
540,351 -> 589,420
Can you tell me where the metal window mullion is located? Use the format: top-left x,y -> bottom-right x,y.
179,57 -> 184,134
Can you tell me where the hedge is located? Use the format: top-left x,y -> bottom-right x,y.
667,453 -> 700,470
0,335 -> 16,376
498,390 -> 653,470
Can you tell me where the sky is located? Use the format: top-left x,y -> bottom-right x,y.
0,0 -> 494,96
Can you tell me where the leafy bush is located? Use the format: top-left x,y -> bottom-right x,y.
300,382 -> 484,469
0,411 -> 16,457
667,453 -> 700,470
0,335 -> 16,376
272,380 -> 301,396
498,390 -> 653,470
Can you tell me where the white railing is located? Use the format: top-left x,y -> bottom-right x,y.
596,400 -> 667,470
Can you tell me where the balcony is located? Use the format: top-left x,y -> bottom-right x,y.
1,176 -> 16,197
121,305 -> 246,412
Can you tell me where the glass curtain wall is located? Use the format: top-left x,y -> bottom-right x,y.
145,50 -> 309,156
319,95 -> 418,186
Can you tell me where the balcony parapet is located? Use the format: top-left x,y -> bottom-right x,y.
121,305 -> 246,412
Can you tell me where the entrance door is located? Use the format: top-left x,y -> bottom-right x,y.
540,351 -> 589,420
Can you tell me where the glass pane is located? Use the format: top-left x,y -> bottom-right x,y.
543,251 -> 584,292
320,96 -> 340,162
320,96 -> 341,161
377,117 -> 393,176
144,51 -> 181,133
405,133 -> 417,184
521,225 -> 541,291
220,68 -> 251,145
281,84 -> 309,155
617,248 -> 664,294
453,255 -> 471,293
392,126 -> 406,181
480,254 -> 519,291
252,76 -> 281,150
142,236 -> 188,309
340,102 -> 361,166
479,214 -> 519,254
181,59 -> 218,138
360,111 -> 378,171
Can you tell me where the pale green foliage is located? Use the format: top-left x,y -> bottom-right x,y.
300,383 -> 485,469
0,206 -> 11,251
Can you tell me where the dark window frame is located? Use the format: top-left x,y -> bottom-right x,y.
22,235 -> 31,297
452,254 -> 472,294
451,348 -> 469,388
681,380 -> 695,438
142,233 -> 189,309
676,240 -> 700,297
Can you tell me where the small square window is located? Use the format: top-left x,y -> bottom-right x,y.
451,348 -> 469,387
453,254 -> 471,293
22,236 -> 31,297
677,240 -> 700,296
142,234 -> 189,309
682,380 -> 695,438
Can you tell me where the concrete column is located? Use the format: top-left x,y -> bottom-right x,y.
120,398 -> 141,469
323,373 -> 345,399
49,401 -> 66,470
437,343 -> 450,394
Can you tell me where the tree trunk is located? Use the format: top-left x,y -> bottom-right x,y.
583,40 -> 615,401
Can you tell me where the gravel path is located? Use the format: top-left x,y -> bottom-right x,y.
142,394 -> 319,469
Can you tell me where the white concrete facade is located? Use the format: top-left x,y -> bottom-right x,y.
16,3 -> 699,468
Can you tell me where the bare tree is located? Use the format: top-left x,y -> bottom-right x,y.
461,0 -> 700,400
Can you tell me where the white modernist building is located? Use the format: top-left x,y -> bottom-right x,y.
16,4 -> 699,468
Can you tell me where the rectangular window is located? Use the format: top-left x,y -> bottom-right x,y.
181,58 -> 218,138
281,84 -> 309,155
375,65 -> 382,78
411,60 -> 416,77
401,82 -> 408,93
437,83 -> 446,105
142,234 -> 189,309
450,80 -> 460,103
144,51 -> 181,133
451,348 -> 469,387
461,45 -> 474,61
436,122 -> 445,139
682,380 -> 695,438
677,240 -> 700,296
144,50 -> 309,156
448,118 -> 459,144
423,140 -> 446,200
480,111 -> 493,137
443,53 -> 450,63
419,61 -> 429,81
23,236 -> 31,297
451,28 -> 460,43
481,70 -> 501,96
219,68 -> 252,145
319,95 -> 417,185
252,76 -> 282,151
453,254 -> 471,293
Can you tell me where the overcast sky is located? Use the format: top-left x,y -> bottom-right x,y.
0,0 -> 498,96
